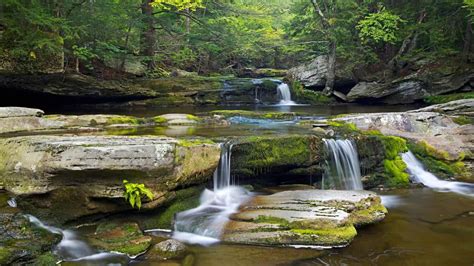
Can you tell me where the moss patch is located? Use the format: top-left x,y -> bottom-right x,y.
452,115 -> 473,125
290,225 -> 357,245
106,116 -> 142,125
423,91 -> 474,104
177,138 -> 215,148
292,80 -> 333,104
211,110 -> 297,120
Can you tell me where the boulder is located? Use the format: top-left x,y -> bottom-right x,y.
146,239 -> 187,260
412,99 -> 474,116
222,189 -> 386,247
346,80 -> 428,104
288,56 -> 356,89
157,114 -> 200,125
0,136 -> 220,223
0,107 -> 44,118
88,222 -> 151,256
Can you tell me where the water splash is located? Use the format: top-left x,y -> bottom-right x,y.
173,143 -> 251,245
276,83 -> 297,105
322,139 -> 363,190
401,151 -> 474,196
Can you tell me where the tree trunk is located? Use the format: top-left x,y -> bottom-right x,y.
323,40 -> 336,96
462,20 -> 472,61
75,57 -> 80,73
141,0 -> 156,70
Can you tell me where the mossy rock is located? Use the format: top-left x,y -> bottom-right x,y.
88,222 -> 152,256
423,91 -> 474,104
211,110 -> 297,120
292,80 -> 334,104
231,135 -> 322,178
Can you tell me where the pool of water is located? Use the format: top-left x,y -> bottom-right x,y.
46,103 -> 422,117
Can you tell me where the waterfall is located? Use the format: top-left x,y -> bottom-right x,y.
173,143 -> 250,246
322,139 -> 363,190
402,151 -> 474,196
276,83 -> 296,105
25,215 -> 128,262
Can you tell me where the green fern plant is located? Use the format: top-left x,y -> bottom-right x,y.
123,180 -> 154,209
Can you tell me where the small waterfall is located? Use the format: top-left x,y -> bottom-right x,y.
214,144 -> 233,190
322,139 -> 363,190
276,83 -> 296,105
25,215 -> 128,262
173,143 -> 250,245
402,151 -> 474,196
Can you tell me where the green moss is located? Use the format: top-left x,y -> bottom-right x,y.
423,91 -> 474,104
186,114 -> 202,121
232,135 -> 320,177
254,215 -> 290,227
211,110 -> 296,120
407,141 -> 467,179
290,225 -> 357,244
34,252 -> 58,266
177,138 -> 215,147
292,80 -> 333,104
145,186 -> 202,229
383,158 -> 409,186
106,116 -> 142,125
0,247 -> 12,265
152,116 -> 167,124
453,115 -> 473,125
326,120 -> 359,133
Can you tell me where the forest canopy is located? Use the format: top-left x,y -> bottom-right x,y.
0,0 -> 472,76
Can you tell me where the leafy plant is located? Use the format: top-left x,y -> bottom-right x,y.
123,180 -> 154,209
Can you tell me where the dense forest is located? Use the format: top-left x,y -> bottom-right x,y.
1,0 -> 473,77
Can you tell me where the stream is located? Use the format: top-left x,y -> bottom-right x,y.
1,95 -> 472,265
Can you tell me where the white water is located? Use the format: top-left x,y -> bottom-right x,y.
276,83 -> 297,105
173,144 -> 250,246
402,151 -> 474,196
322,139 -> 363,190
25,215 -> 127,262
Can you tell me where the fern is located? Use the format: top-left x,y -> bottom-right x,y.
123,180 -> 154,209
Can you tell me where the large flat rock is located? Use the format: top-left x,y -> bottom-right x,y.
0,107 -> 44,118
0,135 -> 220,222
222,189 -> 386,248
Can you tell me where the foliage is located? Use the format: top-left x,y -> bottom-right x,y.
357,9 -> 404,45
151,0 -> 204,11
123,180 -> 154,209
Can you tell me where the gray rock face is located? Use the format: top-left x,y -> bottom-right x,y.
222,189 -> 386,247
288,56 -> 356,88
0,107 -> 44,118
346,80 -> 428,103
0,135 -> 220,222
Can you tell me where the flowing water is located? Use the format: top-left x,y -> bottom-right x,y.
172,144 -> 251,246
322,139 -> 363,190
402,151 -> 474,197
25,215 -> 129,264
276,83 -> 297,105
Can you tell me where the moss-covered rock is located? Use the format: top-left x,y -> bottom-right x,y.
146,239 -> 187,260
223,189 -> 386,247
231,135 -> 322,179
88,222 -> 152,256
210,110 -> 297,120
0,212 -> 61,265
292,80 -> 334,104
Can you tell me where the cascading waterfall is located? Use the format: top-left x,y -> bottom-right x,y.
276,83 -> 296,105
25,215 -> 128,263
173,143 -> 250,246
402,151 -> 474,196
322,139 -> 363,190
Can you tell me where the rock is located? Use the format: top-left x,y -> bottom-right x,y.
288,56 -> 356,89
88,222 -> 152,256
170,69 -> 199,77
0,107 -> 44,118
238,68 -> 287,78
146,239 -> 187,260
346,61 -> 474,104
158,114 -> 200,125
346,80 -> 429,104
0,212 -> 61,265
222,189 -> 386,247
210,110 -> 297,120
0,136 -> 220,223
411,99 -> 474,116
231,135 -> 323,181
